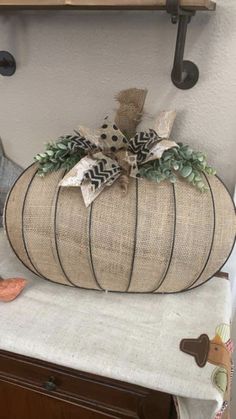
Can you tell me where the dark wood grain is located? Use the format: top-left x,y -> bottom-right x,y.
215,271 -> 229,279
0,350 -> 177,419
0,381 -> 116,419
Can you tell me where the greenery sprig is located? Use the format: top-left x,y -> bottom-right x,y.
35,135 -> 86,177
35,136 -> 216,192
139,143 -> 216,192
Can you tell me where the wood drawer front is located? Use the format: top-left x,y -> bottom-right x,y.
0,380 -> 118,419
0,350 -> 175,419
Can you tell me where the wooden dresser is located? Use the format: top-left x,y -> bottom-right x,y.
0,350 -> 177,419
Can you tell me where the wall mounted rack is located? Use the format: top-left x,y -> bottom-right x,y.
0,0 -> 216,89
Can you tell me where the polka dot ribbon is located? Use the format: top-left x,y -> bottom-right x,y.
60,112 -> 178,207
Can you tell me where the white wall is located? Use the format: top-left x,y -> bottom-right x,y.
0,0 -> 236,192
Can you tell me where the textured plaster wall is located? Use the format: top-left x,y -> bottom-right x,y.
0,0 -> 235,191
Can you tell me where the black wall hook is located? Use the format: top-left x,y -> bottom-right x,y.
0,51 -> 16,76
167,0 -> 199,90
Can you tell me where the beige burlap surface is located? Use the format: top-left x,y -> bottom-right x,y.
4,163 -> 236,293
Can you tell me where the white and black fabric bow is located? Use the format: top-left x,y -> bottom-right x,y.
60,111 -> 178,207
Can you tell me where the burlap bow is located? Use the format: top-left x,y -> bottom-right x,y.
60,111 -> 178,207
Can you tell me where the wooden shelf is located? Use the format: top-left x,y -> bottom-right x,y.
0,0 -> 216,11
0,0 -> 216,89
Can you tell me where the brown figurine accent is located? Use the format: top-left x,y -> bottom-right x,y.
180,332 -> 231,373
180,334 -> 210,367
180,325 -> 233,419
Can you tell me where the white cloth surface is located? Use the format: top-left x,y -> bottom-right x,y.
0,229 -> 232,419
225,185 -> 236,314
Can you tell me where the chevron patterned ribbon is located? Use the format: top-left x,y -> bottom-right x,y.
60,111 -> 178,207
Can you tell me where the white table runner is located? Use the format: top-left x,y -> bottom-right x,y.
0,229 -> 232,419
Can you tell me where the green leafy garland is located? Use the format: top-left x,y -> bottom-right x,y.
139,143 -> 216,192
35,135 -> 86,177
35,137 -> 216,192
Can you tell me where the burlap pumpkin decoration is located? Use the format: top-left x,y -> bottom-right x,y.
4,90 -> 236,293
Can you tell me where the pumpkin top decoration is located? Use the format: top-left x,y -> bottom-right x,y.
35,88 -> 216,207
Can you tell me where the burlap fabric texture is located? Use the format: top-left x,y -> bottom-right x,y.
4,163 -> 236,293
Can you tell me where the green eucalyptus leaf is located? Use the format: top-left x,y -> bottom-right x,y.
173,148 -> 180,157
57,143 -> 68,150
54,162 -> 62,171
197,155 -> 204,162
179,150 -> 187,159
173,163 -> 179,171
206,167 -> 216,175
55,150 -> 64,159
46,150 -> 54,157
42,163 -> 54,171
185,147 -> 193,156
197,181 -> 205,189
169,175 -> 177,183
180,166 -> 192,178
163,153 -> 172,161
187,172 -> 195,182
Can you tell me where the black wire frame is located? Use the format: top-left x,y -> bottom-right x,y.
4,167 -> 236,295
88,202 -> 104,291
21,169 -> 44,277
126,178 -> 139,292
4,163 -> 43,280
53,183 -> 80,287
4,164 -> 89,289
182,174 -> 216,291
152,183 -> 177,293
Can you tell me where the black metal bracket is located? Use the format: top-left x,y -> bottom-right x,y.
0,51 -> 16,77
167,0 -> 199,90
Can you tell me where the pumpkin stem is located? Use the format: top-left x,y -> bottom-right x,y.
114,88 -> 148,139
